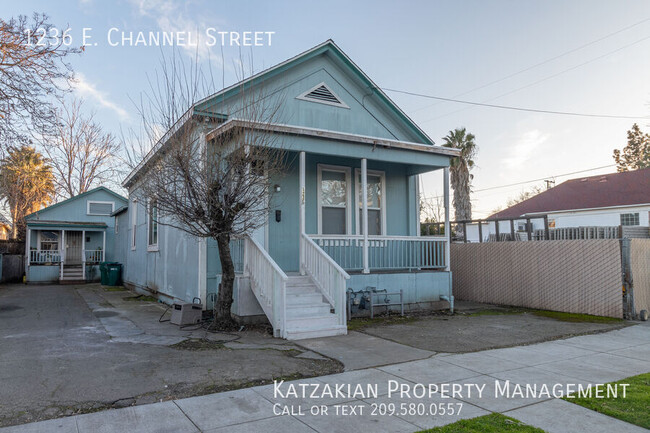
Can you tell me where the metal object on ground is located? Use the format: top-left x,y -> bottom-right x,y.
170,302 -> 203,326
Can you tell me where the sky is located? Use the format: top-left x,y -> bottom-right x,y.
4,0 -> 650,218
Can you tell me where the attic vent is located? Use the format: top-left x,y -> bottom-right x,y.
88,201 -> 114,215
296,82 -> 349,108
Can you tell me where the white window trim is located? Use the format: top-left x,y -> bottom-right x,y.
354,168 -> 387,236
317,164 -> 352,235
131,200 -> 137,251
147,199 -> 159,252
87,200 -> 115,216
114,216 -> 119,234
296,82 -> 350,109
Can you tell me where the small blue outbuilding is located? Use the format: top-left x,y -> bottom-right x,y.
24,187 -> 128,283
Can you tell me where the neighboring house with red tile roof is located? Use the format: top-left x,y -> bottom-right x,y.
466,168 -> 650,242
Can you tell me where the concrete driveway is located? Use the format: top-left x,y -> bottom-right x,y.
0,284 -> 341,428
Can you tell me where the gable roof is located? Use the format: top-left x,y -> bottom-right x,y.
25,187 -> 128,219
123,39 -> 437,188
490,168 -> 650,219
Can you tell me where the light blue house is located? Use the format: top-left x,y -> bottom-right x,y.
25,187 -> 128,283
120,40 -> 458,339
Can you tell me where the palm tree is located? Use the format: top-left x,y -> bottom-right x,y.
0,146 -> 55,239
442,128 -> 477,222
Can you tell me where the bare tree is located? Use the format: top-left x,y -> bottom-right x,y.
126,51 -> 288,328
41,98 -> 120,199
0,13 -> 80,149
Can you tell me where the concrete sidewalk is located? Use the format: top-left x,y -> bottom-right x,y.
2,323 -> 649,433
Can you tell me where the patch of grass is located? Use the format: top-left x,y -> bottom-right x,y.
563,372 -> 650,429
417,413 -> 544,433
171,338 -> 225,351
464,308 -> 525,317
103,286 -> 126,291
347,314 -> 419,331
530,310 -> 623,324
123,294 -> 157,302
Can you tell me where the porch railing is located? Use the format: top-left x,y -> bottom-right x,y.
83,249 -> 104,264
243,235 -> 288,338
29,250 -> 62,264
300,233 -> 350,327
310,235 -> 447,271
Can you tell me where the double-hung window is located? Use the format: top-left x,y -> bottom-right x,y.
318,165 -> 350,235
148,199 -> 158,249
40,231 -> 59,251
131,200 -> 137,250
356,170 -> 385,236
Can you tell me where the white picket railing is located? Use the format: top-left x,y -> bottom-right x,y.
243,235 -> 288,338
29,250 -> 62,264
310,235 -> 447,271
301,233 -> 350,327
84,249 -> 104,263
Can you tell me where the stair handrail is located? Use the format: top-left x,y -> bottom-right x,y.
243,235 -> 288,338
300,233 -> 350,327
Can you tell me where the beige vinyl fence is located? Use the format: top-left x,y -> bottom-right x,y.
450,239 -> 623,318
629,239 -> 650,316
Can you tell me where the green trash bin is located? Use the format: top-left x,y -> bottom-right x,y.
100,262 -> 110,285
106,263 -> 122,286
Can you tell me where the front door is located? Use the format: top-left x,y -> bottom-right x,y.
65,231 -> 82,264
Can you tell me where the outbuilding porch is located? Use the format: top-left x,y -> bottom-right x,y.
26,221 -> 108,283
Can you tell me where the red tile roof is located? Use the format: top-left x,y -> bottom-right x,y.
490,168 -> 650,219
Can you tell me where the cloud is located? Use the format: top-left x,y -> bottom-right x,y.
72,74 -> 130,120
128,0 -> 225,64
502,129 -> 549,170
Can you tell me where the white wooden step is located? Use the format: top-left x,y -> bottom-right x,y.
286,314 -> 338,329
285,325 -> 347,340
286,293 -> 326,305
287,304 -> 331,316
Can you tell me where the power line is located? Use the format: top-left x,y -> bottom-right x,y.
421,164 -> 616,200
391,32 -> 650,123
410,17 -> 650,115
383,88 -> 650,120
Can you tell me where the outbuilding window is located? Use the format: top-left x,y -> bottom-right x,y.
40,231 -> 59,251
87,201 -> 114,215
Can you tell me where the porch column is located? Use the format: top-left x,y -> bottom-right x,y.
60,229 -> 65,280
102,230 -> 106,262
299,151 -> 306,275
82,230 -> 86,280
25,228 -> 30,268
443,167 -> 451,271
361,158 -> 369,274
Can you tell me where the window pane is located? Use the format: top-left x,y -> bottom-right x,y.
321,170 -> 347,207
358,174 -> 381,209
620,213 -> 639,226
359,209 -> 381,235
322,207 -> 346,234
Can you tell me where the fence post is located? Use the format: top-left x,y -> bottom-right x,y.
462,222 -> 467,243
526,218 -> 532,241
543,215 -> 550,240
495,220 -> 500,242
510,219 -> 515,241
478,220 -> 483,243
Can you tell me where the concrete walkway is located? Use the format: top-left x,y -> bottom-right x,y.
2,323 -> 649,433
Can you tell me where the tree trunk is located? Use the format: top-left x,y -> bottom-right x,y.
214,233 -> 237,329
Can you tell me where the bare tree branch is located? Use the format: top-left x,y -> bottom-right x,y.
40,98 -> 120,199
0,13 -> 81,150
